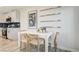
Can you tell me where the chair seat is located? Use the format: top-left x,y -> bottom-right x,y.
29,38 -> 44,45
21,39 -> 27,43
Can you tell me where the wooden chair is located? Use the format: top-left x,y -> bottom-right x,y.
20,33 -> 45,52
53,32 -> 60,52
20,33 -> 35,52
20,33 -> 29,52
27,34 -> 45,52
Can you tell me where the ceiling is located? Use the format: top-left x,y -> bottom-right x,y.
0,6 -> 26,14
0,6 -> 60,14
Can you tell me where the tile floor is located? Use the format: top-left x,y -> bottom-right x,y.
20,44 -> 71,52
0,37 -> 71,52
0,37 -> 19,52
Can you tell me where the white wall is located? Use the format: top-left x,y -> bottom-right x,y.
4,10 -> 20,22
60,7 -> 75,51
74,7 -> 79,51
20,6 -> 79,51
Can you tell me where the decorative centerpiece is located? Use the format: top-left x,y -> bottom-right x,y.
37,27 -> 46,33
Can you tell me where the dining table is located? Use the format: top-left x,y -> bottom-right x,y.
18,31 -> 53,52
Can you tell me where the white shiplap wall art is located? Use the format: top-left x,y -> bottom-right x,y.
38,7 -> 63,32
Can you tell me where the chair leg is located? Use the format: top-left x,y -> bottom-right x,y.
27,40 -> 31,52
54,45 -> 57,52
20,41 -> 26,52
44,40 -> 45,52
28,43 -> 31,52
54,47 -> 57,52
37,39 -> 40,52
20,41 -> 22,51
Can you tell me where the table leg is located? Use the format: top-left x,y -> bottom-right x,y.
18,32 -> 20,48
45,38 -> 48,52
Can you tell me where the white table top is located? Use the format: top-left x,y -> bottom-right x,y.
19,31 -> 53,39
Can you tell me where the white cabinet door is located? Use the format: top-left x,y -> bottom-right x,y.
7,28 -> 20,40
0,28 -> 2,36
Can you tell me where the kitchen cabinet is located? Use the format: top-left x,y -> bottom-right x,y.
0,28 -> 2,36
7,28 -> 20,40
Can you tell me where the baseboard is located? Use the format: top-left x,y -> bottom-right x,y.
58,46 -> 79,52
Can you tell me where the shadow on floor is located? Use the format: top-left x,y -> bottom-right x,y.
20,44 -> 71,52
